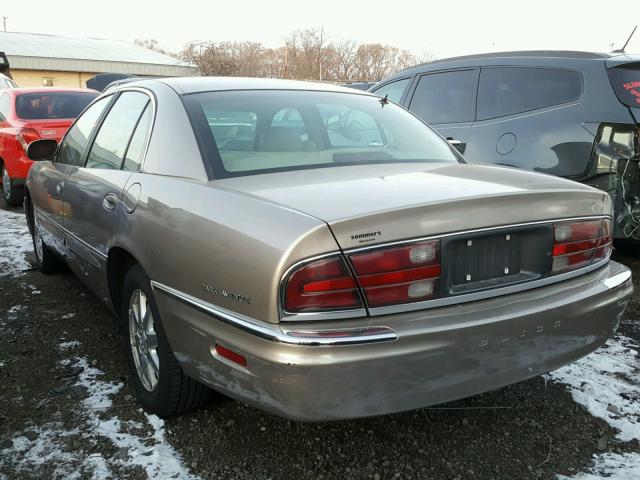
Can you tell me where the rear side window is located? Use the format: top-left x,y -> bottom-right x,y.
607,64 -> 640,107
372,78 -> 411,104
15,92 -> 97,120
477,67 -> 582,120
86,91 -> 149,170
57,96 -> 111,166
409,70 -> 477,124
122,104 -> 153,172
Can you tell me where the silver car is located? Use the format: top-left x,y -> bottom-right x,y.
24,78 -> 633,421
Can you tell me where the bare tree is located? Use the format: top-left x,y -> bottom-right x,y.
178,29 -> 433,82
134,38 -> 171,56
334,39 -> 358,81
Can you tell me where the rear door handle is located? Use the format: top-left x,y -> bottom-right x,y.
102,193 -> 119,211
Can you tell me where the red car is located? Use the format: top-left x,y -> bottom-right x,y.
0,87 -> 98,205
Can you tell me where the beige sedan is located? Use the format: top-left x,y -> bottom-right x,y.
23,78 -> 632,421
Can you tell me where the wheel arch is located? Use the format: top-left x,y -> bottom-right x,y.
107,246 -> 140,320
24,187 -> 34,235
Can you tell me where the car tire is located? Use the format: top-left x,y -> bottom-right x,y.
2,166 -> 23,207
32,212 -> 66,274
121,264 -> 212,417
614,239 -> 640,257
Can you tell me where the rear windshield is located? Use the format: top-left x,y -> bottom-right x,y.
608,64 -> 640,107
15,92 -> 98,120
184,90 -> 458,178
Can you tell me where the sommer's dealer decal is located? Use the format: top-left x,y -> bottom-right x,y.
623,81 -> 640,104
351,231 -> 382,244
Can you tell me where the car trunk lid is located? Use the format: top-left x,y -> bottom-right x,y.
216,162 -> 609,249
19,119 -> 73,142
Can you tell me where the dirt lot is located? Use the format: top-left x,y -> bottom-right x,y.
1,197 -> 640,480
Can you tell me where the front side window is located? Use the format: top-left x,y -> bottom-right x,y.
372,78 -> 411,104
409,70 -> 477,124
477,67 -> 582,120
57,96 -> 111,166
15,92 -> 98,120
86,91 -> 149,170
185,90 -> 458,178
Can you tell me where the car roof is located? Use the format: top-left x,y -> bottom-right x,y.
375,50 -> 617,85
139,76 -> 376,95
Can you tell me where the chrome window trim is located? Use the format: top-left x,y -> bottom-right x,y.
279,215 -> 612,321
94,86 -> 157,173
150,281 -> 397,346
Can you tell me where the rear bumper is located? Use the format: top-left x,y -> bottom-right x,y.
154,261 -> 632,421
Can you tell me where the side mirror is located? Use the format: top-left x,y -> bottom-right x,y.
27,139 -> 57,161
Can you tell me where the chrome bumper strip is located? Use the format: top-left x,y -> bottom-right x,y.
150,281 -> 398,346
601,270 -> 633,290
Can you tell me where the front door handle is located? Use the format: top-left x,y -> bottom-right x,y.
56,180 -> 65,194
102,193 -> 119,211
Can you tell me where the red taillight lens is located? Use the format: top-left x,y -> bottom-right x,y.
552,219 -> 612,274
349,240 -> 440,307
214,344 -> 247,368
284,256 -> 362,312
15,128 -> 40,153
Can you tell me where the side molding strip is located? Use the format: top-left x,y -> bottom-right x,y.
150,281 -> 398,346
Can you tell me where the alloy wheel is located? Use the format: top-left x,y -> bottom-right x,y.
128,289 -> 160,392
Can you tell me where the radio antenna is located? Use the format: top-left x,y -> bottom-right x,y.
611,25 -> 637,54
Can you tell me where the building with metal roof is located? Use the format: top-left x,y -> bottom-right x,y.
1,31 -> 198,88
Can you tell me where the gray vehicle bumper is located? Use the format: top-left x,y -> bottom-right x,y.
155,261 -> 632,422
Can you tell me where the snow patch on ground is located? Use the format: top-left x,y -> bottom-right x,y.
0,209 -> 31,277
2,305 -> 25,328
550,334 -> 640,478
58,340 -> 81,351
549,335 -> 640,442
0,355 -> 199,479
557,452 -> 640,480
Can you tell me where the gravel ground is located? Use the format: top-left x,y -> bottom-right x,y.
1,196 -> 640,480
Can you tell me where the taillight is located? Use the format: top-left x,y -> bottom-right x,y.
15,128 -> 40,153
349,240 -> 440,307
552,219 -> 612,274
284,256 -> 362,312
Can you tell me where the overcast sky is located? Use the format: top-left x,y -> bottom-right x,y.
2,0 -> 638,58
